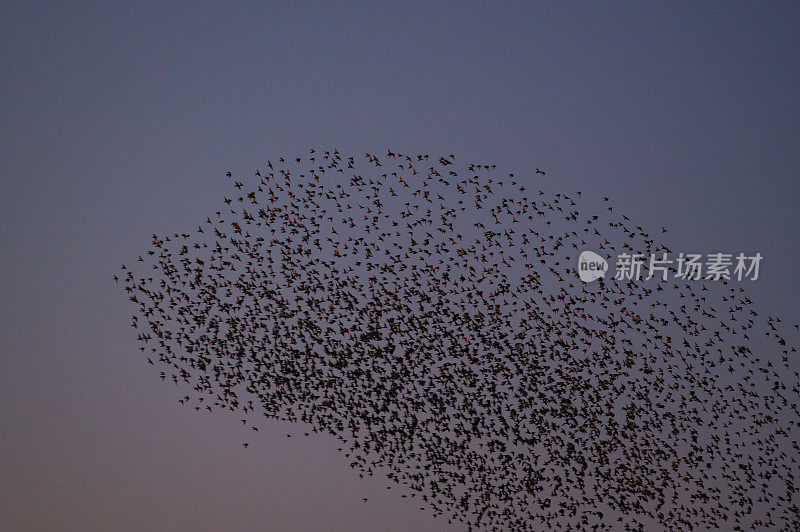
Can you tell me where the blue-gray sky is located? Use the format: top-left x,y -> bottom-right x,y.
2,2 -> 799,530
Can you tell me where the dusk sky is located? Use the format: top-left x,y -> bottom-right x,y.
2,2 -> 800,530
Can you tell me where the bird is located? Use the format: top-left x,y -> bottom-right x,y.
121,150 -> 800,531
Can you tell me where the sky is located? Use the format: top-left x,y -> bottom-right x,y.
1,2 -> 799,530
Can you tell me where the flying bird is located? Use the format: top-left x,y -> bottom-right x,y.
122,149 -> 800,530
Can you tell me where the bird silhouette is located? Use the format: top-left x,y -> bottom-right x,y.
122,149 -> 800,530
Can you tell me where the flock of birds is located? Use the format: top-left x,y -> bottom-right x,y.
121,149 -> 800,530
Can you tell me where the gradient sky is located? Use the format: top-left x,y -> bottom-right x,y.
2,2 -> 799,530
